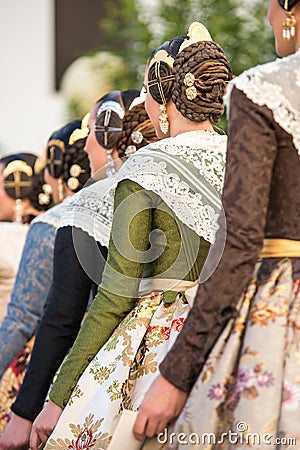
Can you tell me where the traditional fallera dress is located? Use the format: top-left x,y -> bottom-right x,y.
155,50 -> 300,449
0,222 -> 28,323
42,130 -> 227,450
11,177 -> 116,424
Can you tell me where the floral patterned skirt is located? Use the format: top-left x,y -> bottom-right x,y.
0,336 -> 34,436
44,290 -> 191,450
158,258 -> 300,450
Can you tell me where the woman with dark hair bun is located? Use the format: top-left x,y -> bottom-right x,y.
0,152 -> 52,322
0,119 -> 88,436
30,22 -> 232,449
134,1 -> 300,447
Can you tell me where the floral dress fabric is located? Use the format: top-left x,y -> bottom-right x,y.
159,260 -> 300,449
44,131 -> 227,449
0,337 -> 34,435
45,291 -> 191,450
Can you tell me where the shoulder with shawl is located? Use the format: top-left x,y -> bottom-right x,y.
225,51 -> 300,154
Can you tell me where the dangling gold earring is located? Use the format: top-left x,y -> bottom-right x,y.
159,103 -> 169,134
58,178 -> 64,202
105,150 -> 116,178
282,0 -> 296,40
14,198 -> 24,223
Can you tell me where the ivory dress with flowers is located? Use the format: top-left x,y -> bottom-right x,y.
157,50 -> 300,449
42,130 -> 228,449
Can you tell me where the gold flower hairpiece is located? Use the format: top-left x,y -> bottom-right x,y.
184,72 -> 198,100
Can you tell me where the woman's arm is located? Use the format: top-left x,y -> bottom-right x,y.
11,226 -> 106,422
160,87 -> 279,391
49,180 -> 153,408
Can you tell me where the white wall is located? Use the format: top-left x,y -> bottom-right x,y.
0,0 -> 67,157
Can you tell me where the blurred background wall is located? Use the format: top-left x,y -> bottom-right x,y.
0,0 -> 65,157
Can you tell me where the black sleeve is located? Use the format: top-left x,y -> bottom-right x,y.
11,226 -> 107,421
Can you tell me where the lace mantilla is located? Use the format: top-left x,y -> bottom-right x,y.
31,198 -> 74,229
115,130 -> 227,243
58,176 -> 115,247
59,131 -> 227,245
225,50 -> 300,156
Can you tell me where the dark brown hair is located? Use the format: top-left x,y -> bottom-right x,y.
95,90 -> 140,150
0,152 -> 52,216
148,38 -> 232,123
62,137 -> 91,192
117,102 -> 159,158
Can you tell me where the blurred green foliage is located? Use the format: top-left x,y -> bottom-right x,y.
97,0 -> 277,129
99,0 -> 276,86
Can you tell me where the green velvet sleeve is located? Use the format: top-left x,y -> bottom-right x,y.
49,179 -> 154,408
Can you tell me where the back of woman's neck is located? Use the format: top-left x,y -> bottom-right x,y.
170,119 -> 214,137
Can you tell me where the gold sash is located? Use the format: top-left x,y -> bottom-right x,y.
260,238 -> 300,258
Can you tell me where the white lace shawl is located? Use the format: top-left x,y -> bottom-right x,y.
58,176 -> 115,247
31,197 -> 74,229
225,49 -> 300,156
59,130 -> 227,245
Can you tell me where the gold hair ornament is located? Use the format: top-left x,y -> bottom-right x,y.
179,22 -> 212,53
47,139 -> 65,176
38,184 -> 52,205
183,73 -> 198,101
154,62 -> 170,135
67,164 -> 86,191
47,139 -> 66,154
34,157 -> 45,174
3,160 -> 33,179
3,160 -> 33,198
69,113 -> 90,145
282,0 -> 296,40
148,50 -> 174,70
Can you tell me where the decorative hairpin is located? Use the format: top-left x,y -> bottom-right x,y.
183,72 -> 198,101
69,113 -> 90,145
67,164 -> 86,191
97,101 -> 125,119
125,130 -> 144,157
148,50 -> 175,69
38,184 -> 52,205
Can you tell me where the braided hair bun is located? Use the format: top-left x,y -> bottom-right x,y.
95,90 -> 140,149
147,23 -> 232,124
172,40 -> 232,123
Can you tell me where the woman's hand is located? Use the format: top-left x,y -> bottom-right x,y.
133,374 -> 188,441
0,413 -> 32,450
29,400 -> 63,450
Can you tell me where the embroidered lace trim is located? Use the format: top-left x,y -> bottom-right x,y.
226,50 -> 300,156
59,131 -> 227,245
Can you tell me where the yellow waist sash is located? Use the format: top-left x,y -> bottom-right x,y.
260,238 -> 300,258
